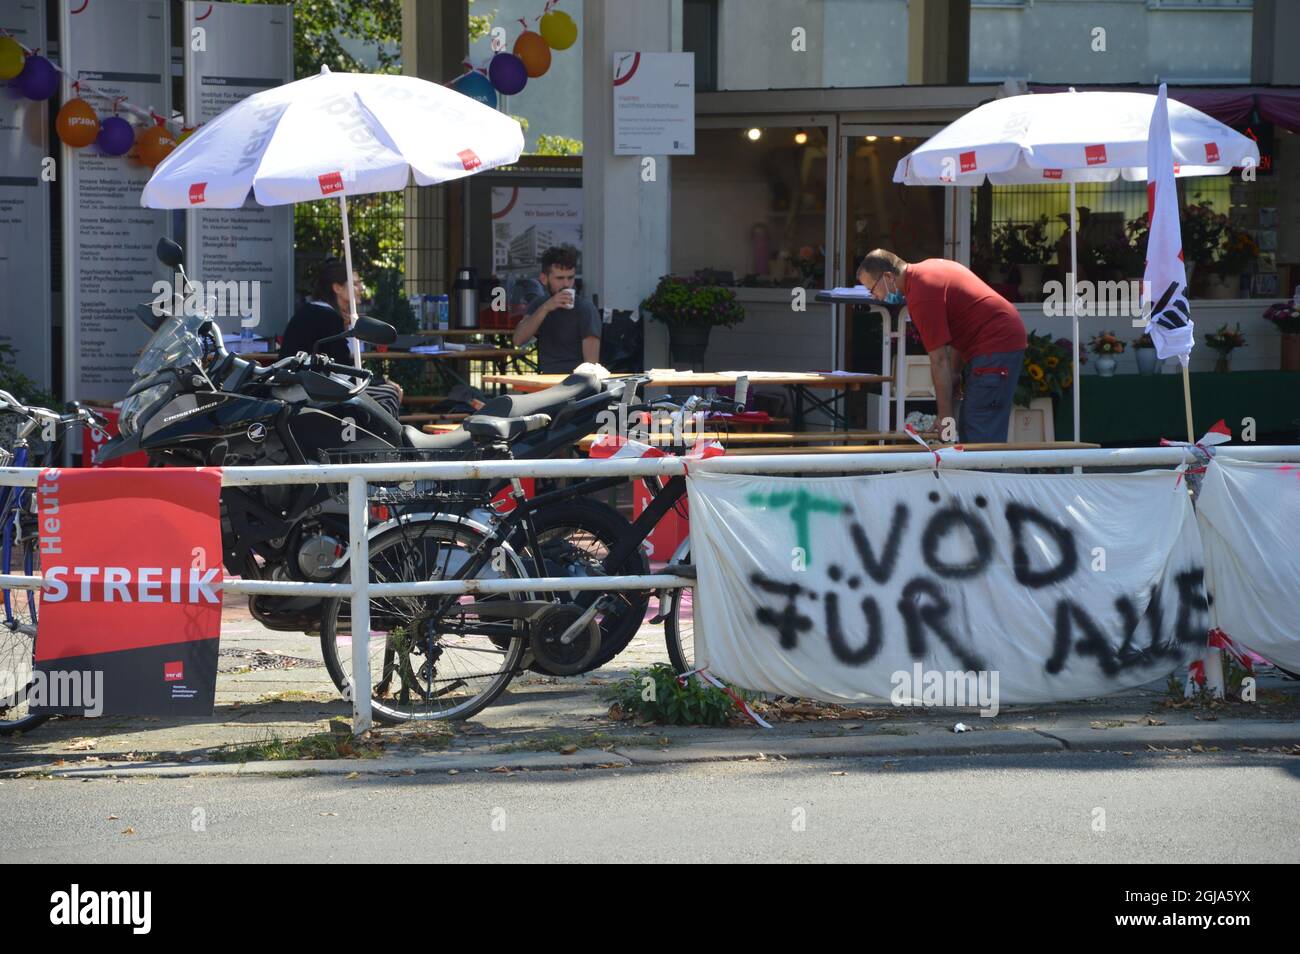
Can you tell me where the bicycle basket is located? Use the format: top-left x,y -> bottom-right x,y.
318,446 -> 498,506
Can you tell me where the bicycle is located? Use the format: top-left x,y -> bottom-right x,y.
0,390 -> 107,734
317,387 -> 740,723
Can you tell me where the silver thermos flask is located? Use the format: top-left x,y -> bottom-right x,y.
453,266 -> 479,329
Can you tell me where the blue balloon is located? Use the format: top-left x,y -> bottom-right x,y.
488,53 -> 528,96
451,70 -> 497,109
16,54 -> 58,101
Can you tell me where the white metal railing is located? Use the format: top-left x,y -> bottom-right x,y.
3,443 -> 1300,729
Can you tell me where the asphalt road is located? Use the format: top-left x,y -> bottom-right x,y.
4,750 -> 1298,863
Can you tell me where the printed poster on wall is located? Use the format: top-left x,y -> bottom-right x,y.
686,469 -> 1209,706
0,1 -> 52,392
61,0 -> 171,405
490,185 -> 582,304
612,52 -> 694,156
183,0 -> 294,340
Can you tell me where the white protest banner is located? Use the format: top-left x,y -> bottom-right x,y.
1143,83 -> 1194,364
686,469 -> 1208,705
1195,459 -> 1300,672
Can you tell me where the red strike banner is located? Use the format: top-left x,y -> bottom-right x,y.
33,467 -> 223,716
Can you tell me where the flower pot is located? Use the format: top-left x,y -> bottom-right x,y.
1095,355 -> 1117,377
667,324 -> 712,369
1281,333 -> 1300,372
1135,346 -> 1159,375
1214,352 -> 1232,374
1017,264 -> 1045,302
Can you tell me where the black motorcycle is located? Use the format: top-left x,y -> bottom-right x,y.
97,238 -> 650,672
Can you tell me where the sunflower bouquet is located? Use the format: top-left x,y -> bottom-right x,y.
1014,332 -> 1078,407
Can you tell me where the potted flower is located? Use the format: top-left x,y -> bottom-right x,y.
1015,332 -> 1077,407
993,215 -> 1053,302
1087,331 -> 1126,377
1210,227 -> 1259,299
1204,323 -> 1247,373
1263,300 -> 1300,371
1131,332 -> 1162,375
641,275 -> 745,369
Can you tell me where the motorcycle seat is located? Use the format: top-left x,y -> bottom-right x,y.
462,415 -> 543,444
474,372 -> 602,422
400,425 -> 476,451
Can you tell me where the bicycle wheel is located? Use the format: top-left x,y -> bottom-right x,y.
1,523 -> 49,735
664,544 -> 695,675
523,498 -> 650,672
319,516 -> 530,723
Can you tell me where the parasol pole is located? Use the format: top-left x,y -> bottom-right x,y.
1181,357 -> 1195,443
1069,179 -> 1080,445
338,193 -> 362,368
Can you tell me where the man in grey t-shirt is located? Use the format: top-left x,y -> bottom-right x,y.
511,245 -> 602,374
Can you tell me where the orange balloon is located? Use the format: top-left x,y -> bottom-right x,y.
56,97 -> 100,148
136,124 -> 177,168
513,30 -> 551,78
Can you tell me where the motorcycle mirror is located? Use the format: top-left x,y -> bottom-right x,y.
156,237 -> 184,269
135,301 -> 168,332
350,315 -> 397,345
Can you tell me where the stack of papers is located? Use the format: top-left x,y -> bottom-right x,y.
225,335 -> 270,353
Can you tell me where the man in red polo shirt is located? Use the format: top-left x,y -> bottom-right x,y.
857,249 -> 1027,443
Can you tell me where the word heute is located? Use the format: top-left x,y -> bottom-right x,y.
41,567 -> 222,604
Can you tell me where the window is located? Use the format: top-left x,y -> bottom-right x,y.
671,125 -> 829,287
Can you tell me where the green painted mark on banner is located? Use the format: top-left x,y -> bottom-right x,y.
745,489 -> 846,564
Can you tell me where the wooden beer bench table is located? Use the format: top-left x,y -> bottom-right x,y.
482,370 -> 888,430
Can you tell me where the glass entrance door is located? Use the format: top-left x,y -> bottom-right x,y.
833,126 -> 956,426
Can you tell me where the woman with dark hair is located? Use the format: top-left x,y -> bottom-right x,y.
282,257 -> 403,417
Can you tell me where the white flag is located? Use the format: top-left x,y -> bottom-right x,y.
1143,84 -> 1194,365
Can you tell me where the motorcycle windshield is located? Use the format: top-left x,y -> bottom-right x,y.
132,312 -> 207,377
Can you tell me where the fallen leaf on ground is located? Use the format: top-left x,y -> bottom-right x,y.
344,771 -> 360,780
1142,716 -> 1166,726
319,812 -> 337,817
489,766 -> 511,774
107,814 -> 119,820
829,770 -> 847,776
64,738 -> 97,751
559,744 -> 578,755
121,827 -> 135,835
447,769 -> 459,776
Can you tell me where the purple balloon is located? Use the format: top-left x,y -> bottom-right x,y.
16,54 -> 58,101
450,70 -> 497,109
488,53 -> 527,96
96,116 -> 135,156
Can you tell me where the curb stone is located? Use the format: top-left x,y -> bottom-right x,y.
3,722 -> 1295,779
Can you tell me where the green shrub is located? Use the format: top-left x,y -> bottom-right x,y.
600,663 -> 750,726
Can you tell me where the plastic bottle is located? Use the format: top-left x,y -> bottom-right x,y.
437,294 -> 450,330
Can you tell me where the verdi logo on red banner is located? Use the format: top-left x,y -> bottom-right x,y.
318,170 -> 344,195
959,150 -> 976,173
458,148 -> 482,171
1205,141 -> 1220,163
1085,144 -> 1108,165
34,468 -> 223,716
189,182 -> 207,204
